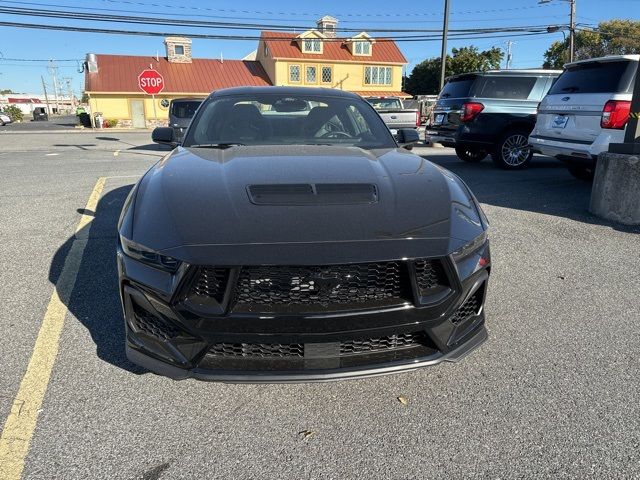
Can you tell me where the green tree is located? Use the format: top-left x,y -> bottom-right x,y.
0,89 -> 14,94
543,19 -> 640,68
2,105 -> 23,122
405,46 -> 504,95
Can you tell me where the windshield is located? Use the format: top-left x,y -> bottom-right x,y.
366,98 -> 402,109
548,60 -> 637,94
170,100 -> 202,119
182,92 -> 396,149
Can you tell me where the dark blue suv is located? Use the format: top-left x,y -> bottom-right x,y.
426,69 -> 561,169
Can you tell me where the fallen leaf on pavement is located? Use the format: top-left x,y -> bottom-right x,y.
397,395 -> 408,406
298,430 -> 315,439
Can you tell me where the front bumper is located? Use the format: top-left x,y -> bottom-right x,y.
126,326 -> 487,383
118,249 -> 490,383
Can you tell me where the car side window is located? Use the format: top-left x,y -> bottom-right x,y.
476,77 -> 537,100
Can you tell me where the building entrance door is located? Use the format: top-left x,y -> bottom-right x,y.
131,100 -> 146,128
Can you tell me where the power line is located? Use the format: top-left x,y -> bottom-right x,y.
0,57 -> 77,62
0,0 -> 571,25
100,0 -> 558,18
0,19 -> 556,43
0,5 -> 559,35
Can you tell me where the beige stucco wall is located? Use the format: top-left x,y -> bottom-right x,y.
87,93 -> 206,127
271,60 -> 403,93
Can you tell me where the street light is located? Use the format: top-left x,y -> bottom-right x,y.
539,0 -> 576,62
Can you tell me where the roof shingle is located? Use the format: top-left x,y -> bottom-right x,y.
85,54 -> 271,93
261,31 -> 407,64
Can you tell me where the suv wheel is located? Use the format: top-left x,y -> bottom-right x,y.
455,147 -> 487,163
491,130 -> 533,169
567,165 -> 595,181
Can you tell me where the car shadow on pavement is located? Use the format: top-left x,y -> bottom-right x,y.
423,153 -> 640,233
49,185 -> 147,374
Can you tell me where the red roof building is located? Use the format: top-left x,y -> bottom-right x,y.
84,18 -> 410,128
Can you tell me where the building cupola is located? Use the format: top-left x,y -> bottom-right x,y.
316,16 -> 338,37
164,37 -> 192,63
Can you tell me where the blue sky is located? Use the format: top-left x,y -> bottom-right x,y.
0,0 -> 638,96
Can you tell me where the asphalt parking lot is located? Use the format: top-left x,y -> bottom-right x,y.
1,131 -> 639,479
0,115 -> 81,132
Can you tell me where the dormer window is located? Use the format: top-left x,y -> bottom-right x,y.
174,45 -> 185,55
354,41 -> 371,56
303,38 -> 322,53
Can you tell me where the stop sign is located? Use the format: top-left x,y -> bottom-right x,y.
138,69 -> 165,95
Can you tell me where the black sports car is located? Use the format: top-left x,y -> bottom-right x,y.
117,87 -> 491,382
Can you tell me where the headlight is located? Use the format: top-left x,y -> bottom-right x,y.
119,235 -> 180,272
451,231 -> 488,263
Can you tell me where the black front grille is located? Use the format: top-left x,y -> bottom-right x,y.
340,332 -> 429,356
414,259 -> 449,295
208,331 -> 432,359
131,305 -> 181,341
209,342 -> 304,358
451,289 -> 482,325
232,262 -> 410,312
191,267 -> 228,302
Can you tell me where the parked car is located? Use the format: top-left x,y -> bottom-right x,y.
119,86 -> 491,382
426,69 -> 561,169
529,55 -> 639,180
0,112 -> 12,126
365,96 -> 420,131
168,97 -> 204,141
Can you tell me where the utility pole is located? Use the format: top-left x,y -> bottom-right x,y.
48,60 -> 60,115
569,0 -> 576,62
439,0 -> 451,91
540,0 -> 576,62
40,76 -> 51,116
64,77 -> 75,110
505,40 -> 514,69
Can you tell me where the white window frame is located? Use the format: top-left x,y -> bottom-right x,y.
364,66 -> 392,86
289,64 -> 301,83
321,66 -> 332,84
305,65 -> 318,84
303,38 -> 321,53
354,41 -> 371,56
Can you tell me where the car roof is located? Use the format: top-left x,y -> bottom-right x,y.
170,97 -> 205,103
210,86 -> 361,99
447,69 -> 562,81
565,54 -> 640,67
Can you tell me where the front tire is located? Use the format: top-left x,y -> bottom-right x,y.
455,147 -> 487,163
491,130 -> 533,169
567,165 -> 595,181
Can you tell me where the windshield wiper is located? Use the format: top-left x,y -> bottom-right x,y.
188,143 -> 245,149
561,86 -> 580,92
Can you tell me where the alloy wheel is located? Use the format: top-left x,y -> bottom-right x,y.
501,134 -> 531,167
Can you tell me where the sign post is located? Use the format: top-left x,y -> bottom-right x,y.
137,69 -> 165,126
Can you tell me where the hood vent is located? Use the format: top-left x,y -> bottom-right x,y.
248,183 -> 378,205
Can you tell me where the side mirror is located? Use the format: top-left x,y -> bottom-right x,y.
395,128 -> 420,150
152,127 -> 178,147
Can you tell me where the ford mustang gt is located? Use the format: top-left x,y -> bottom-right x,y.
117,86 -> 491,382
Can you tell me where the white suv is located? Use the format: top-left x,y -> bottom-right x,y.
529,55 -> 639,180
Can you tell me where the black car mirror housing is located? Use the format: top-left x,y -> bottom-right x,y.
396,128 -> 420,150
152,127 -> 178,147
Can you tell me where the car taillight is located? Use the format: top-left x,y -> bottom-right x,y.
460,102 -> 484,122
416,110 -> 420,127
601,100 -> 631,129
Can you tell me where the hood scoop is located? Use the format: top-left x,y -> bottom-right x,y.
248,183 -> 378,205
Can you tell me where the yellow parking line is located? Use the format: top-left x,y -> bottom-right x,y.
0,177 -> 106,480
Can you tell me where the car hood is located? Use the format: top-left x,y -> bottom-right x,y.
128,145 -> 484,264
